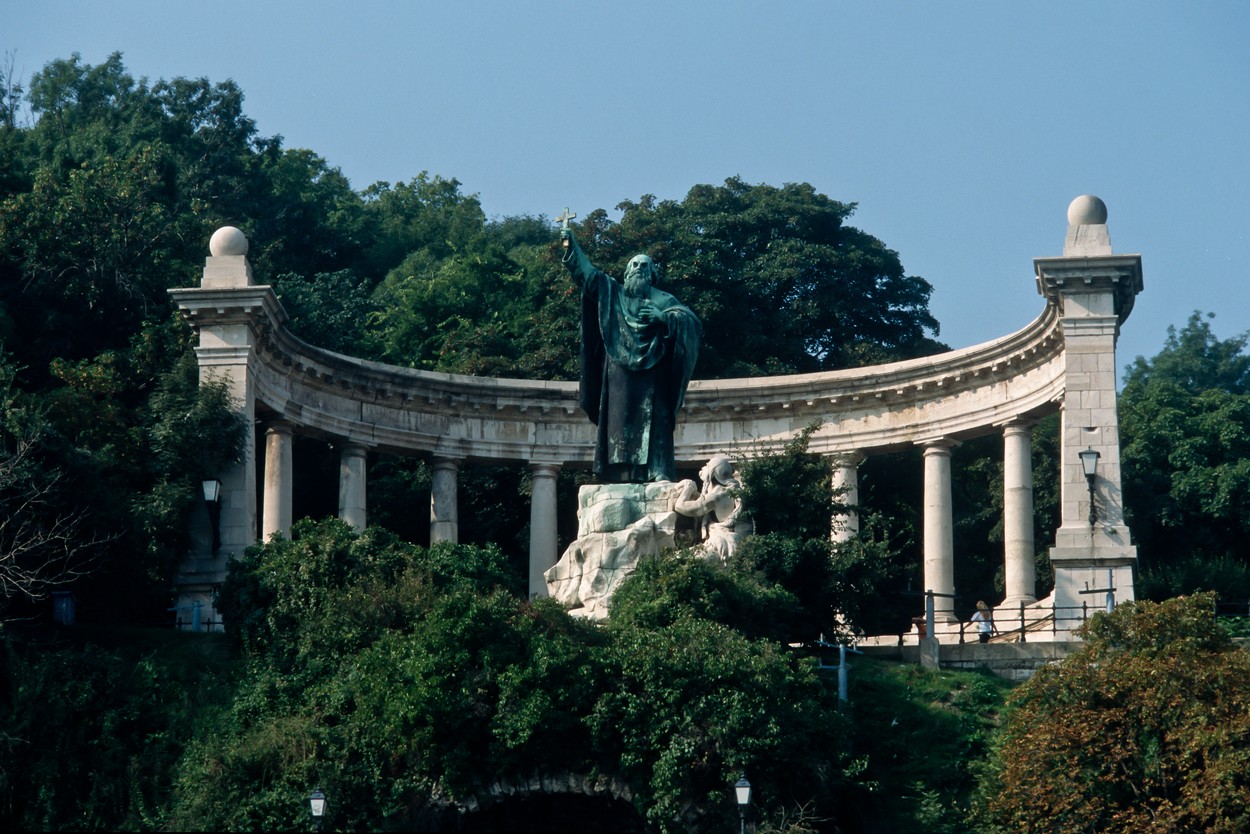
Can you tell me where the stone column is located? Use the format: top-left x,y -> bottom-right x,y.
830,452 -> 864,542
338,443 -> 368,533
171,226 -> 260,631
1002,422 -> 1037,608
430,457 -> 460,544
922,440 -> 956,620
528,463 -> 561,598
1035,196 -> 1142,626
261,422 -> 294,540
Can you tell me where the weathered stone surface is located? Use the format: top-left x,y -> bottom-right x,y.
545,482 -> 683,619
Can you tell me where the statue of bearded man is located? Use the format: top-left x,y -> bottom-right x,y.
561,228 -> 701,483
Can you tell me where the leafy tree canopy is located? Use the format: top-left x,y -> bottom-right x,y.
569,177 -> 946,378
975,593 -> 1250,834
1120,312 -> 1250,592
364,176 -> 948,380
178,519 -> 866,832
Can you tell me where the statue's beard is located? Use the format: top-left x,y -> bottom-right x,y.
624,274 -> 650,298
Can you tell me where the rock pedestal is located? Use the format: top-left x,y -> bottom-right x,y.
544,482 -> 683,619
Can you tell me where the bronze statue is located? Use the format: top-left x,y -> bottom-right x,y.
560,222 -> 700,483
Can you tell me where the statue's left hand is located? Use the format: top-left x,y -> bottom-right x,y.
637,302 -> 660,325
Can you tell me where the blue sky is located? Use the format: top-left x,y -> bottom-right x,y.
8,1 -> 1249,377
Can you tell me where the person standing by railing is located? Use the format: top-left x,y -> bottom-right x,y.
971,600 -> 996,644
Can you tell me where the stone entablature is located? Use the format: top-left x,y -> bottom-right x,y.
171,285 -> 1068,466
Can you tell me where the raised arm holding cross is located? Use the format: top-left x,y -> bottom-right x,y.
556,207 -> 577,249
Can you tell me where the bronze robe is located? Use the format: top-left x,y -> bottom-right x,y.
565,248 -> 700,483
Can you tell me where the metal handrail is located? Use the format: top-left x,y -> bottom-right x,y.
890,597 -> 1250,647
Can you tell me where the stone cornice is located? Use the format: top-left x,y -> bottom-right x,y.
1034,253 -> 1144,324
171,285 -> 1070,464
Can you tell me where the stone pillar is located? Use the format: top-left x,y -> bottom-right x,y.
172,226 -> 259,631
1002,421 -> 1037,607
1035,196 -> 1142,629
528,463 -> 561,598
830,452 -> 864,542
430,457 -> 460,544
261,422 -> 294,540
922,440 -> 956,620
339,443 -> 368,533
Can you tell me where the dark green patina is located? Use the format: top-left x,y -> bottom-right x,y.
561,228 -> 701,483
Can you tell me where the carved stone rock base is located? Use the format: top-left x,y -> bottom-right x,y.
544,482 -> 682,619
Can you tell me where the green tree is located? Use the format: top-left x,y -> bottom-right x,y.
271,269 -> 381,356
0,631 -> 237,831
0,352 -> 105,614
249,147 -> 365,281
1120,312 -> 1250,595
359,173 -> 488,278
0,144 -> 181,364
571,177 -> 946,378
974,593 -> 1250,833
847,659 -> 1012,834
735,423 -> 901,638
0,52 -> 27,199
596,612 -> 846,833
367,205 -> 563,375
175,519 -> 864,832
0,52 -> 364,619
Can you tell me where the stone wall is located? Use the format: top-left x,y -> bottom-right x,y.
859,641 -> 1083,682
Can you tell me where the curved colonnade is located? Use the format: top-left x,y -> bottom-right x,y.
173,205 -> 1143,640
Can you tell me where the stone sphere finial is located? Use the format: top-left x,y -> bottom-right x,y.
209,226 -> 249,257
1067,195 -> 1108,226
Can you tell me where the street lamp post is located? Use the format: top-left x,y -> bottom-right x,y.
309,788 -> 327,832
1078,448 -> 1100,527
201,478 -> 222,554
734,775 -> 751,834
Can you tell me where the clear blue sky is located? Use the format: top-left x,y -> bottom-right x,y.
9,1 -> 1249,377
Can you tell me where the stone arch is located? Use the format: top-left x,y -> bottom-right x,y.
428,771 -> 645,833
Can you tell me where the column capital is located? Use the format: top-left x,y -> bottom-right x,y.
431,456 -> 462,473
998,416 -> 1036,431
827,450 -> 865,467
264,419 -> 296,437
919,438 -> 958,456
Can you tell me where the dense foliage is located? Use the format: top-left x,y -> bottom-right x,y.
974,594 -> 1250,833
734,423 -> 904,638
170,519 -> 860,832
0,343 -> 246,619
1120,312 -> 1250,600
851,660 -> 1012,834
568,179 -> 946,377
0,627 -> 239,831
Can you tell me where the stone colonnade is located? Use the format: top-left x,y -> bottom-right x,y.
172,198 -> 1142,639
250,426 -> 1042,607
